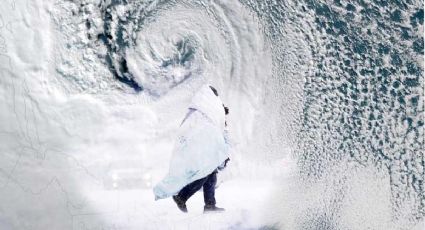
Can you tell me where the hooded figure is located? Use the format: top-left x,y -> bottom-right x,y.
153,84 -> 230,212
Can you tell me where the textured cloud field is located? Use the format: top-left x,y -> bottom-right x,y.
0,0 -> 423,229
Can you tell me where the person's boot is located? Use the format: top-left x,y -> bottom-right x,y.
172,195 -> 188,213
203,204 -> 225,213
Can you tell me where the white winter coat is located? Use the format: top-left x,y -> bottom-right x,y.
153,85 -> 229,200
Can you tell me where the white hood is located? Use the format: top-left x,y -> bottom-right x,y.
189,85 -> 225,130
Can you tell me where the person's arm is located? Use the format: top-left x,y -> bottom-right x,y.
180,108 -> 196,126
224,128 -> 230,144
217,158 -> 230,171
218,125 -> 230,171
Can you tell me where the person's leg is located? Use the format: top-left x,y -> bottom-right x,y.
202,170 -> 225,212
203,171 -> 217,205
177,176 -> 208,202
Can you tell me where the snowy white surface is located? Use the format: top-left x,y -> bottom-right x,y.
0,0 -> 423,229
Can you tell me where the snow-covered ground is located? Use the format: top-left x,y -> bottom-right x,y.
0,0 -> 423,229
73,179 -> 279,230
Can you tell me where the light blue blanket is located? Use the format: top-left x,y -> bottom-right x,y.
153,85 -> 229,200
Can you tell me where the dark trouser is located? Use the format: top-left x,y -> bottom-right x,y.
177,170 -> 217,205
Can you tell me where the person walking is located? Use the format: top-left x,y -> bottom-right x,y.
153,84 -> 230,213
